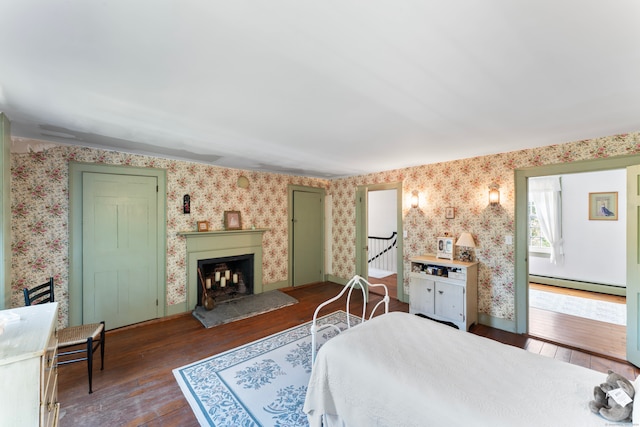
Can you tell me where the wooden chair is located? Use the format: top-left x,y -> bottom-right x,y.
23,278 -> 105,394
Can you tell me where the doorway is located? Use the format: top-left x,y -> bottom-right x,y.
515,155 -> 640,364
367,189 -> 398,299
355,182 -> 406,303
525,170 -> 627,359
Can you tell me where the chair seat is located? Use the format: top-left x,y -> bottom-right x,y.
58,323 -> 104,347
24,278 -> 106,393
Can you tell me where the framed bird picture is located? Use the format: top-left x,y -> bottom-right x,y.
589,192 -> 618,221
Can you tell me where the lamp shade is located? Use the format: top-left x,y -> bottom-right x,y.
455,232 -> 476,248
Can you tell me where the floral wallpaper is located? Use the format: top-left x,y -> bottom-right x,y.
10,146 -> 328,326
330,132 -> 640,322
10,131 -> 640,328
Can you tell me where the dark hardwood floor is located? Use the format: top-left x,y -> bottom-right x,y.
368,272 -> 397,299
528,283 -> 627,360
58,282 -> 639,426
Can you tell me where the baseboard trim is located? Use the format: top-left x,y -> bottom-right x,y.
263,280 -> 288,292
166,302 -> 187,317
529,275 -> 626,297
326,274 -> 347,285
478,313 -> 516,333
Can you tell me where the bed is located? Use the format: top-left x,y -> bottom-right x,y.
304,310 -> 636,427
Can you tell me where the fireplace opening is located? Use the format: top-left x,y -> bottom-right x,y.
197,254 -> 254,305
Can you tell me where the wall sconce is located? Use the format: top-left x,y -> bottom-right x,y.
488,183 -> 500,206
455,232 -> 476,262
411,190 -> 420,208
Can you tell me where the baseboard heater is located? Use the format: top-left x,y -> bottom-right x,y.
529,275 -> 626,297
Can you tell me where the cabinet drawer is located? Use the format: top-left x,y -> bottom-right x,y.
447,272 -> 466,280
41,368 -> 58,427
42,333 -> 58,401
41,328 -> 59,427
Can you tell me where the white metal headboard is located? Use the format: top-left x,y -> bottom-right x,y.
310,275 -> 390,363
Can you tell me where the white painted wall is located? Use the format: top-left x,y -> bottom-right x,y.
368,190 -> 397,237
529,169 -> 626,287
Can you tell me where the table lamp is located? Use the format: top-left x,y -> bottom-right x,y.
456,232 -> 476,262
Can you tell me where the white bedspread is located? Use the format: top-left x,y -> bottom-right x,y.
304,311 -> 619,427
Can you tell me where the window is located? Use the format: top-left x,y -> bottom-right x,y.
528,176 -> 563,263
528,201 -> 551,253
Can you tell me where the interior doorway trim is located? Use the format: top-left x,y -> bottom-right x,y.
355,181 -> 406,303
514,154 -> 640,334
68,162 -> 167,327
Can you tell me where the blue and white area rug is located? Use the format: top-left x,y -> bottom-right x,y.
173,310 -> 359,426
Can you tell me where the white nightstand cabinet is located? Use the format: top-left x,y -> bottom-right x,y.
409,255 -> 478,331
0,303 -> 59,426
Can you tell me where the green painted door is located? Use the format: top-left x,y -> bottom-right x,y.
292,190 -> 323,286
82,172 -> 159,329
627,165 -> 640,366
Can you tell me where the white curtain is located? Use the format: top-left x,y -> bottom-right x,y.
529,176 -> 563,264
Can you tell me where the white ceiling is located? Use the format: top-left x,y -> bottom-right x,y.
1,1 -> 639,178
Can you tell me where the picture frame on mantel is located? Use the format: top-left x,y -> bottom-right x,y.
224,210 -> 242,230
197,221 -> 209,232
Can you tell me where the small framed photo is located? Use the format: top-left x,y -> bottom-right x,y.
445,207 -> 455,219
589,192 -> 618,221
224,210 -> 242,230
197,221 -> 209,232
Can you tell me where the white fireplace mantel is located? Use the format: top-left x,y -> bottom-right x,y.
178,229 -> 268,310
